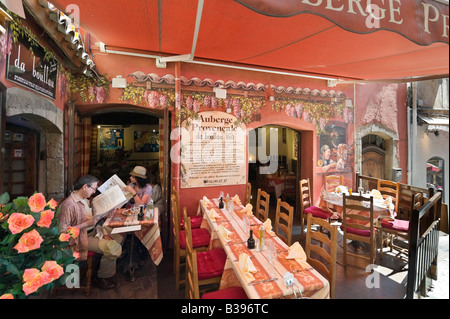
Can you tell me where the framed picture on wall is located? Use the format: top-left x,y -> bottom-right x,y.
134,130 -> 159,153
318,124 -> 354,172
99,128 -> 124,150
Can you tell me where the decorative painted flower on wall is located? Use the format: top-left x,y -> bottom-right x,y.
0,193 -> 78,299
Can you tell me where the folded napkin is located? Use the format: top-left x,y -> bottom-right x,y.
371,189 -> 383,200
382,196 -> 393,207
335,185 -> 348,194
232,194 -> 242,206
202,196 -> 212,206
218,225 -> 232,242
382,196 -> 396,217
263,219 -> 275,236
208,209 -> 221,221
286,242 -> 309,268
239,253 -> 257,283
240,203 -> 253,216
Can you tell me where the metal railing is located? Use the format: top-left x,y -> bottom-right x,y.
406,190 -> 442,299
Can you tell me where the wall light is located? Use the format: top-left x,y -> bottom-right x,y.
112,75 -> 127,88
213,87 -> 227,99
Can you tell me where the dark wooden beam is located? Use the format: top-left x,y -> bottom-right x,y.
22,0 -> 83,69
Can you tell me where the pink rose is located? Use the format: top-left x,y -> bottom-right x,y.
59,233 -> 71,242
23,268 -> 40,282
73,251 -> 80,260
37,209 -> 54,228
14,229 -> 44,254
28,193 -> 47,213
0,294 -> 14,299
22,271 -> 51,296
67,227 -> 80,239
7,213 -> 35,235
46,198 -> 58,210
41,261 -> 64,282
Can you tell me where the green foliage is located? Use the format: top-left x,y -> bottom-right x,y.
0,193 -> 75,299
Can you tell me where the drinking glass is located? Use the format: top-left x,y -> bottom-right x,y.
358,186 -> 364,195
228,200 -> 234,213
243,214 -> 250,234
266,241 -> 277,277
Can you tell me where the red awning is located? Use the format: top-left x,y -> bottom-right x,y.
49,0 -> 449,81
427,163 -> 440,172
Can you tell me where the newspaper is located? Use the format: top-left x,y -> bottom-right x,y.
98,174 -> 133,201
91,185 -> 128,218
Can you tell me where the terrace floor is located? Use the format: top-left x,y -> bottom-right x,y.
47,209 -> 449,300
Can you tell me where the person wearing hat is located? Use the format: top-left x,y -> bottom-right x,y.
59,175 -> 122,290
123,166 -> 152,206
318,144 -> 337,173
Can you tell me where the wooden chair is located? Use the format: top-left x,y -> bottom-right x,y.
244,182 -> 252,206
324,175 -> 344,192
254,188 -> 270,222
172,195 -> 211,290
342,194 -> 376,267
274,198 -> 294,246
50,251 -> 97,297
172,186 -> 202,229
183,211 -> 230,299
305,214 -> 338,299
299,178 -> 332,235
379,192 -> 422,260
377,179 -> 400,214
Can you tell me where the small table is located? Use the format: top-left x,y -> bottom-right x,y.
103,208 -> 163,281
320,192 -> 392,254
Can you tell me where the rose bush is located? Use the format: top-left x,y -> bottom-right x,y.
0,192 -> 78,299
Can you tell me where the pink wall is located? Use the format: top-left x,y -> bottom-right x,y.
354,83 -> 408,183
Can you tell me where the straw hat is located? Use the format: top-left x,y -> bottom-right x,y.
130,166 -> 147,179
98,239 -> 122,259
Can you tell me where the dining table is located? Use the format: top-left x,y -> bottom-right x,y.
199,197 -> 330,299
320,190 -> 394,223
320,190 -> 393,253
103,207 -> 163,281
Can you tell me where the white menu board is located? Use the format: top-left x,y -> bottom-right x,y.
180,111 -> 247,188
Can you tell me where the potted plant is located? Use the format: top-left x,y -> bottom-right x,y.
0,192 -> 79,299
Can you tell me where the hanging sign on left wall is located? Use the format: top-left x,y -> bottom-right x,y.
6,30 -> 58,99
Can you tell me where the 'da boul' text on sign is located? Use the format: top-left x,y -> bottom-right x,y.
6,31 -> 58,100
179,111 -> 247,188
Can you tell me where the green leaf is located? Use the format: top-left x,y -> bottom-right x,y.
0,193 -> 10,205
0,233 -> 17,245
13,197 -> 29,211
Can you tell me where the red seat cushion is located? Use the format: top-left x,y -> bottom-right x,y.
181,215 -> 203,229
197,248 -> 227,280
340,225 -> 371,237
304,206 -> 332,219
179,228 -> 211,249
381,219 -> 409,232
201,286 -> 248,299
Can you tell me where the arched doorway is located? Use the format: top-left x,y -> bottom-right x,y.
361,134 -> 386,179
74,105 -> 170,248
248,125 -> 300,203
2,87 -> 64,199
356,124 -> 399,182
